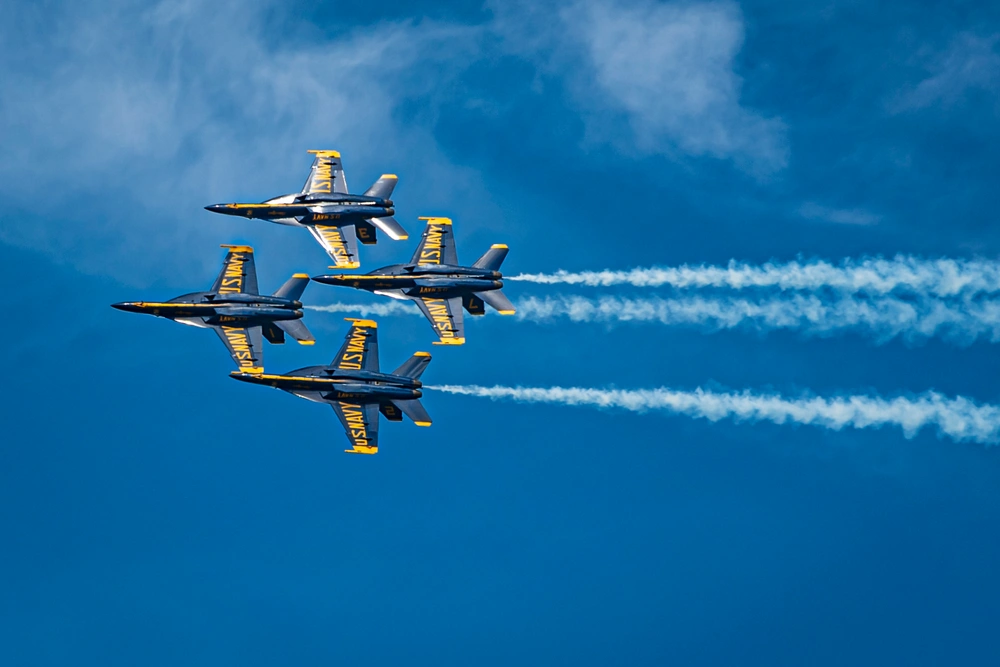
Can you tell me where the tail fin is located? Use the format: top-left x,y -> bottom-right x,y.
392,351 -> 431,380
370,216 -> 408,241
393,398 -> 432,427
364,174 -> 398,200
472,244 -> 509,272
480,290 -> 516,315
272,273 -> 310,301
276,319 -> 316,345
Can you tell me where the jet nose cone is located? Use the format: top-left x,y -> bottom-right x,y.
311,274 -> 337,284
111,301 -> 139,312
205,204 -> 229,214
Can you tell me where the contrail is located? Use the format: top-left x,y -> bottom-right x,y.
508,256 -> 1000,297
308,295 -> 1000,343
307,301 -> 420,317
513,294 -> 1000,344
428,384 -> 1000,444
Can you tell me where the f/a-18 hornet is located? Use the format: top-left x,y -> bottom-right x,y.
205,150 -> 407,269
112,245 -> 314,374
230,318 -> 432,455
312,217 -> 514,345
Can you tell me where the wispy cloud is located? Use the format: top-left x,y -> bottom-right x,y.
890,33 -> 1000,112
0,0 -> 486,281
508,255 -> 1000,297
798,202 -> 881,226
491,0 -> 787,176
430,384 -> 1000,444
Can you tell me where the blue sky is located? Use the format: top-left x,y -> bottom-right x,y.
3,0 -> 1000,664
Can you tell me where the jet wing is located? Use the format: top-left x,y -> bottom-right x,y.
301,150 -> 348,195
210,245 -> 258,295
213,324 -> 264,373
308,224 -> 361,269
330,318 -> 379,372
332,401 -> 380,454
414,296 -> 466,345
409,217 -> 457,266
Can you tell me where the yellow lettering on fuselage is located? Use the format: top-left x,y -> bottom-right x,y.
338,328 -> 367,370
341,403 -> 369,447
418,225 -> 445,264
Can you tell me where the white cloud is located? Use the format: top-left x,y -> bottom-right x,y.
798,202 -> 881,226
491,0 -> 788,176
891,33 -> 1000,112
0,0 -> 489,282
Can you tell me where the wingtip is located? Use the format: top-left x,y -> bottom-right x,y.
220,244 -> 254,252
298,339 -> 316,346
491,243 -> 508,249
344,318 -> 377,328
292,272 -> 310,279
413,351 -> 431,357
414,421 -> 432,427
497,310 -> 516,315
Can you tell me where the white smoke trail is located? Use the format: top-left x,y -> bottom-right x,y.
513,294 -> 1000,344
508,256 -> 1000,297
308,295 -> 1000,343
306,301 -> 420,317
428,384 -> 1000,444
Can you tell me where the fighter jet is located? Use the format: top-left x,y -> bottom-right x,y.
112,245 -> 315,374
204,150 -> 407,269
230,318 -> 432,455
311,217 -> 514,345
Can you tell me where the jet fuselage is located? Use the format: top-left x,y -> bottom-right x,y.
205,192 -> 394,225
230,368 -> 422,402
312,263 -> 503,299
112,292 -> 303,327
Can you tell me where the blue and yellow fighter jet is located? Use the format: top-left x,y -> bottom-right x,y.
204,150 -> 407,269
230,318 -> 432,455
311,217 -> 514,345
111,245 -> 314,374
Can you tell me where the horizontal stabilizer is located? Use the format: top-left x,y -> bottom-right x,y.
276,319 -> 316,345
480,290 -> 516,315
393,398 -> 432,426
262,322 -> 285,344
356,220 -> 378,245
370,216 -> 408,241
379,402 -> 403,422
472,244 -> 509,272
363,174 -> 398,200
463,294 -> 485,316
272,273 -> 310,301
392,351 -> 431,380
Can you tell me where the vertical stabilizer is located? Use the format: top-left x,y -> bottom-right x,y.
272,273 -> 310,301
472,244 -> 509,272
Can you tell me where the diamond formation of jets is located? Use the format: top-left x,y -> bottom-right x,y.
311,217 -> 515,345
112,245 -> 314,374
230,319 -> 432,455
116,150 -> 518,454
205,150 -> 408,269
